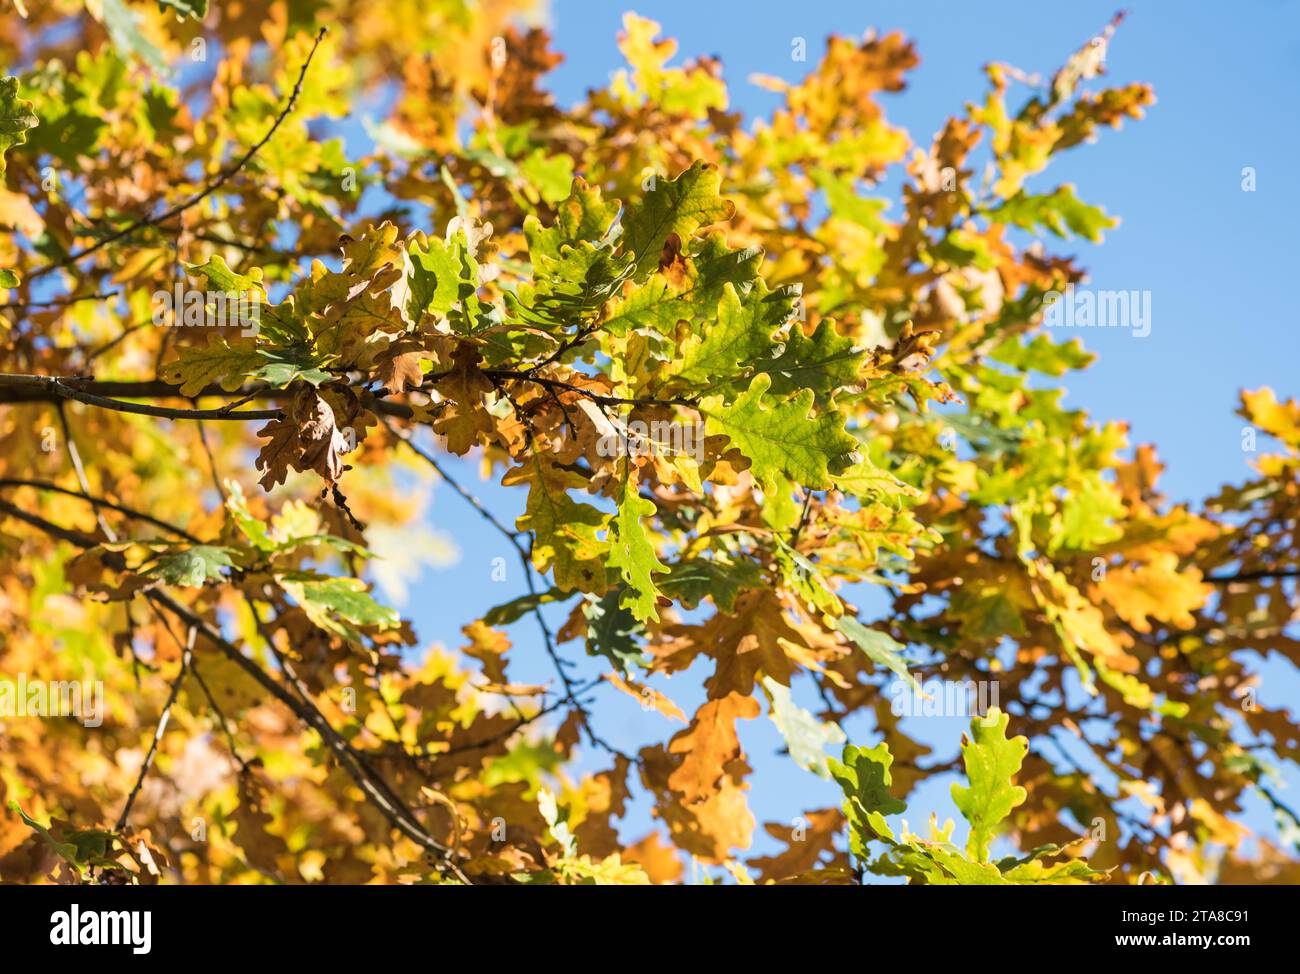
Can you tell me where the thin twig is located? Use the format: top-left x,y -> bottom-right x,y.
485,369 -> 699,410
0,478 -> 203,542
115,624 -> 196,832
382,418 -> 526,552
85,320 -> 150,364
791,489 -> 816,547
385,419 -> 633,763
26,28 -> 328,283
195,419 -> 229,499
1207,568 -> 1300,584
55,401 -> 118,542
189,661 -> 251,774
0,290 -> 118,311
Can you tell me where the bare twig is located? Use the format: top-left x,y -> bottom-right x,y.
1207,568 -> 1300,584
0,290 -> 118,311
56,401 -> 118,541
791,489 -> 816,547
194,420 -> 229,498
26,28 -> 329,283
236,589 -> 470,880
0,478 -> 203,542
384,419 -> 633,763
188,661 -> 251,774
0,373 -> 415,419
115,624 -> 196,832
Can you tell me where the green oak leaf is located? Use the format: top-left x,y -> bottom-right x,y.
763,676 -> 846,778
658,556 -> 764,612
991,333 -> 1094,377
995,841 -> 1109,884
774,536 -> 842,615
605,467 -> 668,622
161,335 -> 263,396
279,573 -> 401,640
811,168 -> 889,231
702,373 -> 859,490
835,616 -> 922,695
510,240 -> 631,333
929,227 -> 995,270
762,318 -> 865,405
620,160 -> 734,278
1048,472 -> 1126,554
151,544 -> 237,587
911,845 -> 1012,885
252,299 -> 310,347
8,802 -> 123,875
990,185 -> 1116,242
519,149 -> 575,205
157,0 -> 209,17
0,76 -> 38,174
523,176 -> 620,262
830,455 -> 920,501
582,588 -> 649,676
999,858 -> 1105,884
951,708 -> 1029,862
830,741 -> 908,846
597,234 -> 764,342
671,281 -> 795,388
224,480 -> 274,552
483,587 -> 569,627
507,458 -> 610,595
184,254 -> 266,296
249,347 -> 333,389
406,231 -> 466,321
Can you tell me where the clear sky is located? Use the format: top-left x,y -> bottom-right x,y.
391,1 -> 1300,874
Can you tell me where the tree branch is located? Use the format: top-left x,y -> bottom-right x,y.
0,495 -> 471,882
0,373 -> 284,420
484,368 -> 700,410
0,478 -> 202,543
0,290 -> 118,311
1207,568 -> 1300,584
0,373 -> 417,420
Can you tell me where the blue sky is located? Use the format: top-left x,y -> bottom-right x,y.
391,1 -> 1300,875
